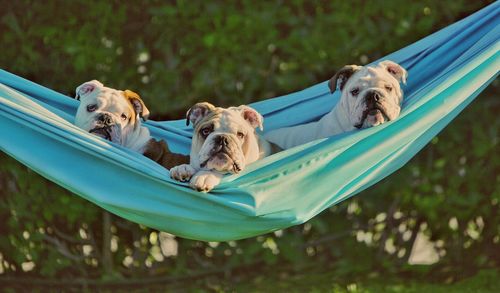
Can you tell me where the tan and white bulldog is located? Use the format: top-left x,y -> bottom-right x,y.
265,60 -> 407,149
170,102 -> 279,192
74,80 -> 189,169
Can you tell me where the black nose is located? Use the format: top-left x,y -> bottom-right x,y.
215,135 -> 229,146
97,113 -> 113,125
366,91 -> 382,105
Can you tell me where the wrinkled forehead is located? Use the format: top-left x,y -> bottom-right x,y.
198,108 -> 249,132
97,87 -> 123,102
350,66 -> 398,88
83,87 -> 133,113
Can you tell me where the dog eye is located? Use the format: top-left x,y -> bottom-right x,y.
121,113 -> 127,121
385,85 -> 393,92
237,132 -> 245,139
350,88 -> 359,96
201,127 -> 212,138
86,104 -> 97,112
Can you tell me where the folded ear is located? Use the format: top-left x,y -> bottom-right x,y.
379,60 -> 407,84
328,65 -> 362,93
236,105 -> 264,131
123,90 -> 150,121
186,102 -> 216,126
75,80 -> 103,100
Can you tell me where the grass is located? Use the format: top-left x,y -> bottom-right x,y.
180,268 -> 500,293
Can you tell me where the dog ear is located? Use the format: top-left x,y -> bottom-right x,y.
186,102 -> 216,126
379,60 -> 407,84
75,80 -> 103,100
328,65 -> 362,93
123,90 -> 150,121
236,105 -> 264,131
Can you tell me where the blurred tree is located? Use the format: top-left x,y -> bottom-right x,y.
0,0 -> 497,288
1,0 -> 493,118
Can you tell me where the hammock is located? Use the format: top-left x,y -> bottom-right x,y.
1,3 -> 499,241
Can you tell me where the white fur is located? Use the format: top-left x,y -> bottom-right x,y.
74,81 -> 151,153
170,104 -> 272,192
265,61 -> 406,149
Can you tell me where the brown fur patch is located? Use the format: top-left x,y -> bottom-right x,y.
143,139 -> 190,170
123,90 -> 150,121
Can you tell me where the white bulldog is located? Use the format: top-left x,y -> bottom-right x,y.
265,60 -> 407,149
170,102 -> 279,192
74,80 -> 189,169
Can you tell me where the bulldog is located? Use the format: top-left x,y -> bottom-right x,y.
265,60 -> 407,149
170,102 -> 279,192
74,80 -> 189,169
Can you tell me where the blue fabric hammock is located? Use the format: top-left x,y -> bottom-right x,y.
1,3 -> 499,241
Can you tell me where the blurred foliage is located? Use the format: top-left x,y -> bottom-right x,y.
0,0 -> 493,118
0,0 -> 498,289
212,268 -> 500,293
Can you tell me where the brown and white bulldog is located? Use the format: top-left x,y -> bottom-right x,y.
170,102 -> 279,192
74,80 -> 189,169
265,60 -> 407,149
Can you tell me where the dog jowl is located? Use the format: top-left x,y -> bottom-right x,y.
74,80 -> 189,169
265,60 -> 408,149
170,102 -> 277,192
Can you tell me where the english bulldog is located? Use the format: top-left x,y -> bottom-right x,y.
265,60 -> 407,149
74,80 -> 189,169
170,102 -> 279,192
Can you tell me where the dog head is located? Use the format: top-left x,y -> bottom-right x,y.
186,102 -> 264,174
74,80 -> 150,148
328,60 -> 407,129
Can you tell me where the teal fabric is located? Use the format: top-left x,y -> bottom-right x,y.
1,3 -> 499,241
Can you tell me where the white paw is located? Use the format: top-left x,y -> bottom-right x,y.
189,171 -> 222,193
170,164 -> 196,182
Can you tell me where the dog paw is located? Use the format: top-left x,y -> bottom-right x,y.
170,164 -> 196,182
189,171 -> 223,193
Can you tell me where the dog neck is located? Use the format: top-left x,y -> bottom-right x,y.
320,99 -> 356,136
123,124 -> 152,153
257,135 -> 279,159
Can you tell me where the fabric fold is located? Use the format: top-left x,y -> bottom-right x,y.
1,2 -> 499,241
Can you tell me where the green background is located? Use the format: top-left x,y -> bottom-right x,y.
0,1 -> 498,291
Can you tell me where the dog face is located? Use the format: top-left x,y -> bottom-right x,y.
186,102 -> 264,174
74,80 -> 150,148
329,60 -> 407,129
